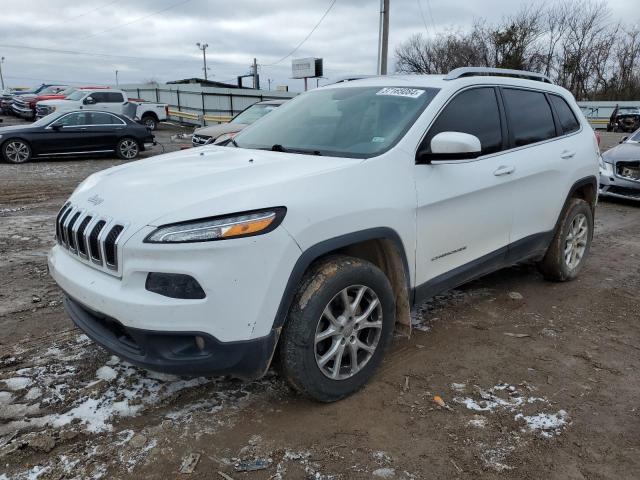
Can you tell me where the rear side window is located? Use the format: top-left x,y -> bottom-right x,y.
502,89 -> 556,147
90,112 -> 125,125
106,92 -> 124,103
421,87 -> 503,155
549,94 -> 580,134
90,92 -> 108,103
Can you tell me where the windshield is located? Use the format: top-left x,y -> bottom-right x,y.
231,104 -> 280,125
59,87 -> 76,97
31,111 -> 64,127
629,130 -> 640,142
234,86 -> 439,158
65,90 -> 86,101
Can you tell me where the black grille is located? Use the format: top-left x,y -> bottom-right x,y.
55,204 -> 71,243
89,220 -> 106,263
66,212 -> 81,250
76,216 -> 92,256
104,225 -> 124,268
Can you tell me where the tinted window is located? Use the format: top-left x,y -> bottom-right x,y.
421,87 -> 503,155
503,89 -> 556,147
107,92 -> 124,103
55,112 -> 91,126
549,95 -> 580,134
90,92 -> 108,103
90,112 -> 125,125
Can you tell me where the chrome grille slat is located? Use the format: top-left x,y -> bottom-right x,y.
54,202 -> 127,277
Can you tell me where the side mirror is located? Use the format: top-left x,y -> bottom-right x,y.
417,132 -> 482,164
50,122 -> 63,131
620,136 -> 628,143
84,96 -> 95,105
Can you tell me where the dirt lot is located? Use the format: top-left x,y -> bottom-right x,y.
1,115 -> 639,479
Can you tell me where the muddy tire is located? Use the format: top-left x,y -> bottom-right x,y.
2,138 -> 32,164
538,198 -> 593,281
279,255 -> 396,402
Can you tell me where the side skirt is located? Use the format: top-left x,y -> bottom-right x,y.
412,231 -> 553,305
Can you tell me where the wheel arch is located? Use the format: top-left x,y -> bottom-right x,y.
272,228 -> 413,336
1,136 -> 33,160
141,111 -> 159,121
550,175 -> 597,242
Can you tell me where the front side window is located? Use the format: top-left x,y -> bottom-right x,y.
55,112 -> 91,127
231,104 -> 279,125
234,86 -> 439,158
549,94 -> 580,134
419,87 -> 503,156
503,88 -> 556,147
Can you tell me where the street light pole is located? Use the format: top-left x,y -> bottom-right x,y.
115,70 -> 119,87
377,0 -> 390,75
196,42 -> 209,80
0,57 -> 5,90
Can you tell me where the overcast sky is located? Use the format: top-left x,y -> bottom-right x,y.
0,0 -> 635,92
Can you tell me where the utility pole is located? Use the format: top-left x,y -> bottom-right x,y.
196,42 -> 209,80
252,58 -> 260,90
267,78 -> 272,90
377,0 -> 390,75
0,57 -> 5,90
115,70 -> 119,87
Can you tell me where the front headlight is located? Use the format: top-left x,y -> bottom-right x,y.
144,207 -> 286,243
599,157 -> 614,176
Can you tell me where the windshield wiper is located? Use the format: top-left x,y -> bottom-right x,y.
230,138 -> 239,148
270,144 -> 322,155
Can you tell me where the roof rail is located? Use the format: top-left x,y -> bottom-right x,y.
330,75 -> 377,85
444,67 -> 553,84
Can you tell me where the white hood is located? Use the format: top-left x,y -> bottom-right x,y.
70,146 -> 362,227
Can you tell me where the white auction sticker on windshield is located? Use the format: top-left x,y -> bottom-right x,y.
376,87 -> 424,98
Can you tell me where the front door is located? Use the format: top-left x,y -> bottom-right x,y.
413,86 -> 516,298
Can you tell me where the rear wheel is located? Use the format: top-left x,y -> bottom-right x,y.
279,255 -> 396,402
116,138 -> 140,160
538,198 -> 593,281
141,114 -> 158,131
2,139 -> 32,164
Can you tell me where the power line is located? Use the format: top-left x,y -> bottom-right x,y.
416,0 -> 430,35
424,0 -> 437,32
79,0 -> 195,40
263,0 -> 338,66
0,43 -> 197,64
30,0 -> 125,34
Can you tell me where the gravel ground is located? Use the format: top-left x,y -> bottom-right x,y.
0,115 -> 639,479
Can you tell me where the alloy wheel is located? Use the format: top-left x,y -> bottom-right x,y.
564,213 -> 588,269
5,141 -> 30,163
314,285 -> 383,380
119,139 -> 139,159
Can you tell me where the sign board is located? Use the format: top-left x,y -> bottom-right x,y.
292,58 -> 323,79
276,85 -> 289,92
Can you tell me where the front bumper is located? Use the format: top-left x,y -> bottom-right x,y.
64,296 -> 278,378
11,103 -> 35,118
599,163 -> 640,201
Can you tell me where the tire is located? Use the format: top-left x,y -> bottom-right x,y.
116,137 -> 140,160
141,115 -> 158,131
538,198 -> 593,282
2,139 -> 32,164
279,255 -> 396,402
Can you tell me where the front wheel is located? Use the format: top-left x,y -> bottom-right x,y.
538,198 -> 593,281
2,139 -> 32,164
279,255 -> 396,402
116,138 -> 140,160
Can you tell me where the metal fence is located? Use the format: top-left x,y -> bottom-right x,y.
577,101 -> 639,129
119,83 -> 297,126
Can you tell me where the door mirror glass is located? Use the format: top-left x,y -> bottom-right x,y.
84,96 -> 95,105
418,132 -> 481,163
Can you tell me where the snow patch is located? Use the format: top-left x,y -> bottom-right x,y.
3,377 -> 31,391
515,410 -> 569,437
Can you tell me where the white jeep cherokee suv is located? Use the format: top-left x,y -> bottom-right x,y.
49,68 -> 599,402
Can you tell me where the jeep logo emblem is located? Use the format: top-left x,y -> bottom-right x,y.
87,195 -> 104,206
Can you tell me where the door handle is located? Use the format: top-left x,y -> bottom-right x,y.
560,150 -> 576,159
493,165 -> 515,176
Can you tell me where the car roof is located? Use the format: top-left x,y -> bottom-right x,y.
322,72 -> 574,98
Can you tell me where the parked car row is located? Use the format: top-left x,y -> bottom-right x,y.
599,127 -> 640,200
0,109 -> 155,163
1,84 -> 168,130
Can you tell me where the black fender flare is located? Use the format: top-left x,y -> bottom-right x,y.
271,227 -> 411,330
553,175 -> 598,233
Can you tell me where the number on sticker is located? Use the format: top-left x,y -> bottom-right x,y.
376,87 -> 425,98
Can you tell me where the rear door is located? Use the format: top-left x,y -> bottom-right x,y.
413,86 -> 516,295
105,92 -> 126,114
84,112 -> 126,150
498,88 -> 567,251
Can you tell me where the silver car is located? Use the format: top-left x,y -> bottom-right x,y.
599,128 -> 640,201
191,99 -> 287,147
